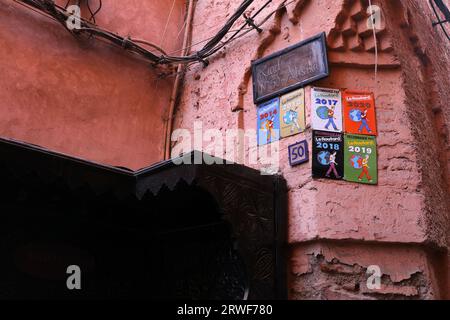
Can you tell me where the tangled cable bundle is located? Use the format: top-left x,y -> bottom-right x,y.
14,0 -> 284,67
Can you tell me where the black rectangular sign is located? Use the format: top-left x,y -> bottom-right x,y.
252,32 -> 329,104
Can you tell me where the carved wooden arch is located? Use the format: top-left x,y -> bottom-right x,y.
137,157 -> 288,299
194,166 -> 285,299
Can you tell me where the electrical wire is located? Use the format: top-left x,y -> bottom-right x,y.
430,0 -> 450,41
172,0 -> 294,58
160,0 -> 176,49
11,0 -> 255,66
86,0 -> 102,24
10,0 -> 294,67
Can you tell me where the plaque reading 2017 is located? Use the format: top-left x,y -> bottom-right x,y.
252,32 -> 329,104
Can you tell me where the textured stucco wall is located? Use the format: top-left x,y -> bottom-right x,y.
173,0 -> 450,299
0,0 -> 185,170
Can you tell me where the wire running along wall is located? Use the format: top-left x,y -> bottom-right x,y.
12,0 -> 285,67
430,0 -> 450,41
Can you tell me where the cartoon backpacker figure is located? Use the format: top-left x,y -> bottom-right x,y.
325,106 -> 338,131
261,115 -> 275,143
358,155 -> 372,182
283,110 -> 300,134
311,87 -> 343,133
359,108 -> 371,134
326,151 -> 340,179
257,98 -> 280,145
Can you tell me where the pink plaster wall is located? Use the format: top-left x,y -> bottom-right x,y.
173,0 -> 450,299
0,0 -> 185,170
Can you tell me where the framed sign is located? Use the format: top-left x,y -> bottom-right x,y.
343,91 -> 377,136
344,134 -> 378,185
280,88 -> 306,138
312,131 -> 344,180
288,140 -> 309,166
311,87 -> 343,133
257,98 -> 280,146
252,32 -> 329,104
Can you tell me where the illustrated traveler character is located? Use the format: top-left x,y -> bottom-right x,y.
325,106 -> 338,131
358,107 -> 372,134
326,151 -> 340,179
358,155 -> 372,182
261,116 -> 275,143
283,109 -> 300,134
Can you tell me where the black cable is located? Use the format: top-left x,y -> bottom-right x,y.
12,0 -> 290,67
201,0 -> 275,59
433,0 -> 450,20
86,0 -> 102,24
17,0 -> 250,64
430,0 -> 450,41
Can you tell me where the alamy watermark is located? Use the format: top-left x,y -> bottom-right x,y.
66,265 -> 81,290
366,265 -> 382,290
64,263 -> 383,292
171,122 -> 280,175
367,5 -> 383,30
66,5 -> 81,31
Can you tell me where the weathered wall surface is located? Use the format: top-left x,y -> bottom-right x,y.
0,0 -> 185,170
173,0 -> 450,299
380,0 -> 450,298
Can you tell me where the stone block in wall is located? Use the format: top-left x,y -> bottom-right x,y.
379,36 -> 393,53
363,34 -> 377,52
342,19 -> 357,36
350,0 -> 366,21
357,18 -> 374,38
328,33 -> 346,52
347,35 -> 364,52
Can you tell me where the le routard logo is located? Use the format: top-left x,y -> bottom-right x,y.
66,5 -> 81,31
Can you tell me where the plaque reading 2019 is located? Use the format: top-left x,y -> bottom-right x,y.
252,32 -> 329,104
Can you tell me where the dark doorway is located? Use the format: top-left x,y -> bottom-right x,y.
0,138 -> 287,299
0,183 -> 247,299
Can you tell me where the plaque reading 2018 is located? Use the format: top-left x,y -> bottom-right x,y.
252,32 -> 329,104
312,131 -> 344,180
